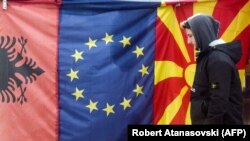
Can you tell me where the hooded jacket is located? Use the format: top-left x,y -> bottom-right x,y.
187,14 -> 243,124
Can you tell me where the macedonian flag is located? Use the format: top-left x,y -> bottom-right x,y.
154,0 -> 250,125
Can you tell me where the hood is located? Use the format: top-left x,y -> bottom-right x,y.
215,40 -> 242,64
187,14 -> 220,52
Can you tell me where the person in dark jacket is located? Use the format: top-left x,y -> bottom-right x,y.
180,13 -> 243,124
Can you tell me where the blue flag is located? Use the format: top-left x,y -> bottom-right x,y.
58,2 -> 158,141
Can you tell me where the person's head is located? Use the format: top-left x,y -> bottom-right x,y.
180,21 -> 197,49
180,13 -> 220,51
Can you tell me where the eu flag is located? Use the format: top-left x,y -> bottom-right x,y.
58,2 -> 158,141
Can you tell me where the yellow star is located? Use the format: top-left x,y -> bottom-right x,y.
120,97 -> 131,110
85,37 -> 97,49
139,64 -> 149,77
102,33 -> 114,45
119,36 -> 131,48
71,49 -> 83,62
86,99 -> 98,113
72,87 -> 84,101
102,103 -> 115,116
67,68 -> 79,82
133,46 -> 144,58
133,84 -> 144,97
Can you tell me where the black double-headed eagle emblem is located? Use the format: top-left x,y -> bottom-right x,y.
0,36 -> 44,104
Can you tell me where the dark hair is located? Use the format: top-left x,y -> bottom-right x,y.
181,21 -> 190,29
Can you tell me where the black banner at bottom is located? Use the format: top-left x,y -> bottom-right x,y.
128,125 -> 250,140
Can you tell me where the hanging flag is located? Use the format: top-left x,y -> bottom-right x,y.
154,0 -> 250,125
0,1 -> 59,141
58,1 -> 158,141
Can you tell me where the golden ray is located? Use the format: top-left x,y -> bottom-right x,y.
220,1 -> 250,89
185,102 -> 191,125
154,61 -> 183,85
193,0 -> 217,15
157,86 -> 189,124
239,69 -> 245,89
157,5 -> 191,63
221,1 -> 250,42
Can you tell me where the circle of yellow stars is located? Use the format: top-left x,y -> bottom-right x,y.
66,32 -> 150,117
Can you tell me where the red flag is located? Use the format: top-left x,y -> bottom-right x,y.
0,1 -> 59,141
